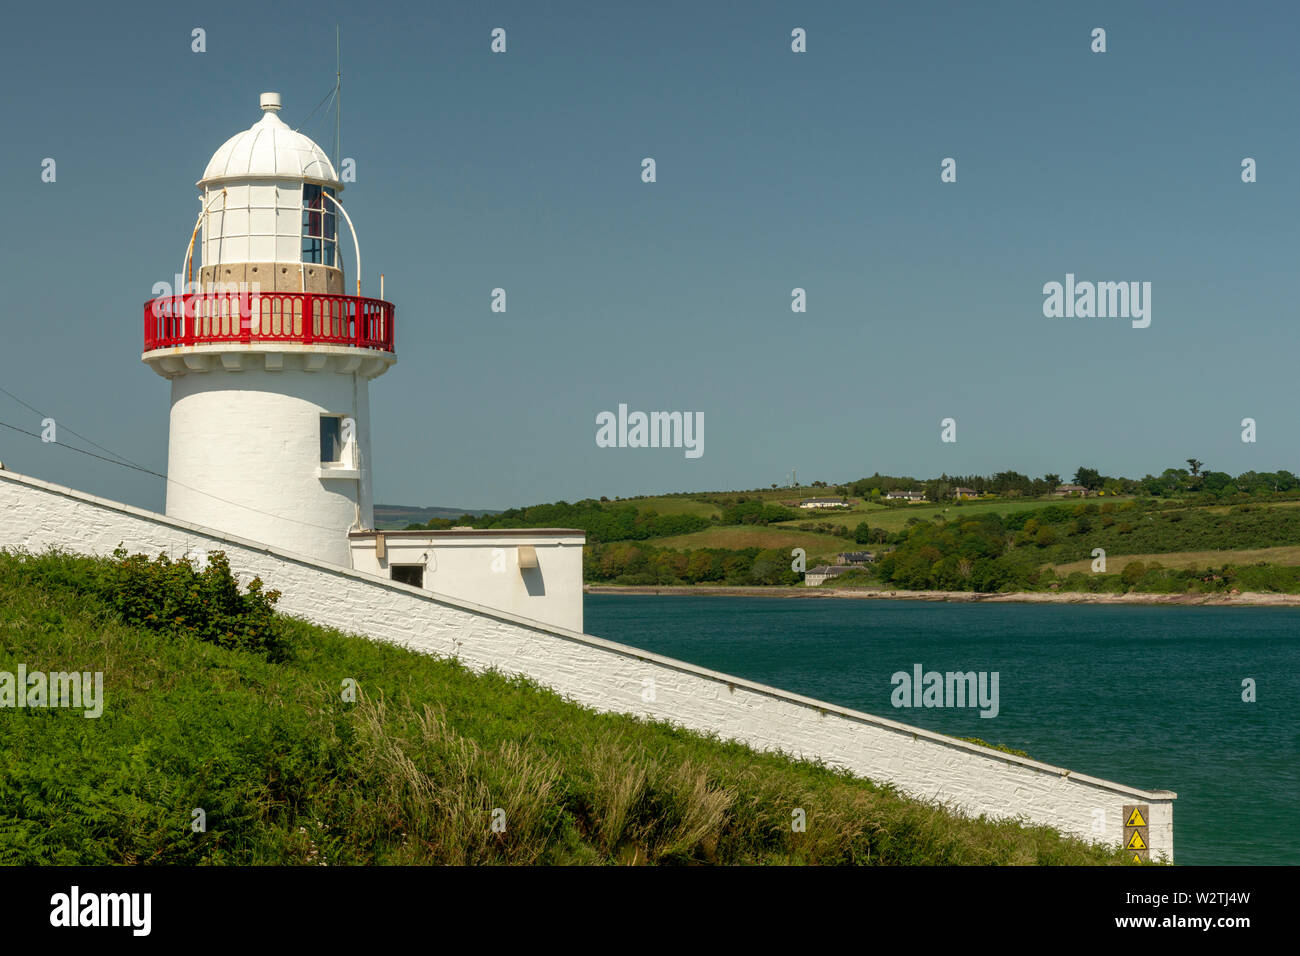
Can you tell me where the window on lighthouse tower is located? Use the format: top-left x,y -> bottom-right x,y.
302,184 -> 337,267
320,415 -> 344,463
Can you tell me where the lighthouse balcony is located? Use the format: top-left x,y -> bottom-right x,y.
142,291 -> 395,379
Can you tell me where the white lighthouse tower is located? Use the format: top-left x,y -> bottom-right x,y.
143,92 -> 395,566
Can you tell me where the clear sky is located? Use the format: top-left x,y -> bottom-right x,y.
1,0 -> 1297,512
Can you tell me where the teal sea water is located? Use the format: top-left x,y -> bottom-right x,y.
585,595 -> 1299,865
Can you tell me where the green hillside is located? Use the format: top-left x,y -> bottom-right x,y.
395,465 -> 1300,591
0,548 -> 1129,865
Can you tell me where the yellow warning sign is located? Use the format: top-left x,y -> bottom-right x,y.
1125,808 -> 1147,828
1132,853 -> 1143,864
1126,829 -> 1148,850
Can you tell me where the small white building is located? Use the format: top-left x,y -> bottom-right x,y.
799,497 -> 848,509
1054,484 -> 1091,497
885,490 -> 926,503
348,529 -> 586,632
805,565 -> 855,586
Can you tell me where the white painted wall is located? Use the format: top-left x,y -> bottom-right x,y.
349,531 -> 585,632
165,364 -> 372,567
0,469 -> 1176,861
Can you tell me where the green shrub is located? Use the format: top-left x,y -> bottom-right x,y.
1119,561 -> 1147,589
958,738 -> 1031,759
100,548 -> 288,659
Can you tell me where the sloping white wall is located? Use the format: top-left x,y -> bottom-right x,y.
0,469 -> 1175,860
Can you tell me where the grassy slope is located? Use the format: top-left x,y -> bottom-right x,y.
1031,502 -> 1300,567
1052,545 -> 1300,575
780,497 -> 1096,533
620,496 -> 723,519
637,496 -> 1112,563
0,550 -> 1129,866
650,526 -> 859,555
641,492 -> 1300,566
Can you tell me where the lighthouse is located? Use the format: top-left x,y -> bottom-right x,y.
142,92 -> 395,566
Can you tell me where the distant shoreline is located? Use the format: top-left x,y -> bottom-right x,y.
584,584 -> 1300,607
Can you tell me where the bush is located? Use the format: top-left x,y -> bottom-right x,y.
101,548 -> 288,659
1119,561 -> 1146,589
719,501 -> 802,526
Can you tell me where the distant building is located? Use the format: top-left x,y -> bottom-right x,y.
1054,484 -> 1091,497
953,487 -> 978,499
805,565 -> 855,586
835,551 -> 875,565
885,490 -> 926,502
800,497 -> 849,509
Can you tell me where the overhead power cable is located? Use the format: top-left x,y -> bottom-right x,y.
0,417 -> 345,534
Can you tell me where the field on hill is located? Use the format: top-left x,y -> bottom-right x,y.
0,549 -> 1129,865
617,495 -> 723,518
1052,546 -> 1300,576
777,497 -> 1076,533
649,526 -> 859,555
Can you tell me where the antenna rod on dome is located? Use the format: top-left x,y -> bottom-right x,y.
335,25 -> 342,174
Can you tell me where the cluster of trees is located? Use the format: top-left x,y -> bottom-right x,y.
854,522 -> 891,544
795,521 -> 852,537
873,515 -> 1039,591
868,498 -> 1300,592
584,543 -> 801,586
840,464 -> 1300,502
843,471 -> 1076,500
718,500 -> 802,525
409,500 -> 709,543
1011,500 -> 1300,561
408,496 -> 804,542
1132,467 -> 1299,498
1048,561 -> 1300,595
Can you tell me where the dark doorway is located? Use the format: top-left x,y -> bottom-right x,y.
391,565 -> 424,588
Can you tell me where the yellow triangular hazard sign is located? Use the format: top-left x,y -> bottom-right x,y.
1132,853 -> 1143,864
1126,829 -> 1148,850
1125,808 -> 1147,828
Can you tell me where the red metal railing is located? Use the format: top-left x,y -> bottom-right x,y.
143,292 -> 394,353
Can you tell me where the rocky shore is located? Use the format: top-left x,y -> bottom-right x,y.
584,584 -> 1300,607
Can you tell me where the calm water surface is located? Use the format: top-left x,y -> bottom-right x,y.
585,595 -> 1300,865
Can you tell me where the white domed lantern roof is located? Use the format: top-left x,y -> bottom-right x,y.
192,92 -> 354,286
199,92 -> 340,188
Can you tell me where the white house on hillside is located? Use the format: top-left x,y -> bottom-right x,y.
884,490 -> 926,502
799,497 -> 849,509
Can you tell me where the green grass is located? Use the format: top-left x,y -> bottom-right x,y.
957,738 -> 1032,759
650,526 -> 859,556
842,497 -> 1100,533
619,495 -> 723,519
1051,545 -> 1300,576
0,549 -> 1133,865
1032,502 -> 1300,566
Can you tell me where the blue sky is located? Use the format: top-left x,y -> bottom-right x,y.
1,0 -> 1297,511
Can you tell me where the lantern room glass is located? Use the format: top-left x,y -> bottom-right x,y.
302,184 -> 337,267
